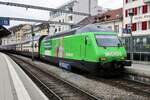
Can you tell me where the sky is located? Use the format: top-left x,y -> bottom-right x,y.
0,0 -> 123,27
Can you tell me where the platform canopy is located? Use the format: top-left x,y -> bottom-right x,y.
0,26 -> 11,38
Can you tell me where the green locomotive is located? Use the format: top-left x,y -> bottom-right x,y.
40,24 -> 131,75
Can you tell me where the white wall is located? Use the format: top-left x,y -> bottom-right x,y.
123,0 -> 150,36
95,20 -> 123,36
1,34 -> 16,45
49,0 -> 98,34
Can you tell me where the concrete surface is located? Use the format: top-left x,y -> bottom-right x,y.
0,53 -> 48,100
125,63 -> 150,78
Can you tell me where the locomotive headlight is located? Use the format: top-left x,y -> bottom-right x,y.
121,57 -> 125,60
100,57 -> 107,61
121,56 -> 127,60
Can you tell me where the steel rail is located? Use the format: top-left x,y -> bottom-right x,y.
10,54 -> 101,100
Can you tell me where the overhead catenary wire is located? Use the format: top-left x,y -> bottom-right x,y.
0,1 -> 90,16
5,17 -> 76,26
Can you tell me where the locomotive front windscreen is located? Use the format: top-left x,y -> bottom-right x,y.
95,35 -> 121,47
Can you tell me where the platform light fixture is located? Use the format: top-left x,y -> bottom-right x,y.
129,12 -> 134,61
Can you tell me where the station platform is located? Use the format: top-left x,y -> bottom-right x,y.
125,63 -> 150,78
0,53 -> 48,100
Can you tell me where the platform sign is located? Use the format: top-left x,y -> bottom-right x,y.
122,28 -> 127,34
122,28 -> 131,34
0,17 -> 10,26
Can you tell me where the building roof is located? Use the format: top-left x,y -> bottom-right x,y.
95,8 -> 123,22
77,16 -> 97,26
8,24 -> 28,33
77,8 -> 123,26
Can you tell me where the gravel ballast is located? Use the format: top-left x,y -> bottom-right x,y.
13,55 -> 149,100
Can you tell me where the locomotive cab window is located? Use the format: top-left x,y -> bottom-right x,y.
95,35 -> 122,47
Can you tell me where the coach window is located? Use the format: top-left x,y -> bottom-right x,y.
115,25 -> 119,33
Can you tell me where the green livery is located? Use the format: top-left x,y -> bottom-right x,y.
40,24 -> 131,75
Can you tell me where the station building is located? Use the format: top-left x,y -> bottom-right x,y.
123,0 -> 150,61
78,8 -> 123,36
1,23 -> 49,45
49,0 -> 106,34
0,26 -> 11,45
95,8 -> 123,36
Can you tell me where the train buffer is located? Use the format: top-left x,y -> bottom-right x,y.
0,53 -> 48,100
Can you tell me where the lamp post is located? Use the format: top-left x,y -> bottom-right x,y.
31,25 -> 35,61
129,12 -> 134,61
47,23 -> 50,34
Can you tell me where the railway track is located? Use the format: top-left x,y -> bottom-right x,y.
8,53 -> 150,99
86,75 -> 150,98
9,54 -> 101,100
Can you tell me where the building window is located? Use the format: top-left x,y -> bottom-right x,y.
55,28 -> 57,32
68,7 -> 73,12
59,27 -> 61,31
142,21 -> 147,30
125,10 -> 128,17
68,16 -> 73,21
128,9 -> 132,15
143,5 -> 148,14
114,25 -> 119,33
132,23 -> 137,31
125,24 -> 127,29
133,7 -> 137,15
